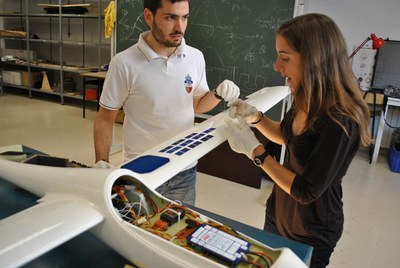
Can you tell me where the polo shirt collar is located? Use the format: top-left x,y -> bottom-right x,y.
138,31 -> 186,60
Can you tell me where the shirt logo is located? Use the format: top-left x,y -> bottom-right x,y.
184,74 -> 193,94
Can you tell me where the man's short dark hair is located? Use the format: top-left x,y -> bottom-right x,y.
144,0 -> 189,14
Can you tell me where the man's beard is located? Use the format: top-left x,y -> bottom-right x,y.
151,21 -> 183,47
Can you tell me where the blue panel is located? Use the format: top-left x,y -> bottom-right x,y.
203,127 -> 216,133
188,141 -> 202,148
185,133 -> 196,139
193,133 -> 205,139
121,155 -> 170,174
200,135 -> 213,142
160,145 -> 173,153
175,148 -> 190,156
159,128 -> 216,156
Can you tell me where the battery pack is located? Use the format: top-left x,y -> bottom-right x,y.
187,224 -> 250,265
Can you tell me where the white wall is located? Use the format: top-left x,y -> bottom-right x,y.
304,0 -> 400,53
304,0 -> 400,148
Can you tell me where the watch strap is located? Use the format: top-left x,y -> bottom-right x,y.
253,149 -> 270,167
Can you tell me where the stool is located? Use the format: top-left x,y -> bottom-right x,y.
80,71 -> 107,118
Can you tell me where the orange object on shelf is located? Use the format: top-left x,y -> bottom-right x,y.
85,88 -> 97,100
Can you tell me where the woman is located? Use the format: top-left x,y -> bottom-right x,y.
224,13 -> 371,268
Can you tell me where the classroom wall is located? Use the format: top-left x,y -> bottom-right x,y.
2,1 -> 398,146
304,0 -> 400,53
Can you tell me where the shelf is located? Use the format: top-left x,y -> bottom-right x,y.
2,82 -> 30,90
0,36 -> 26,41
31,62 -> 99,73
3,84 -> 86,100
0,12 -> 105,19
0,0 -> 110,105
1,13 -> 104,19
29,39 -> 110,47
0,37 -> 111,47
1,61 -> 100,73
0,13 -> 25,17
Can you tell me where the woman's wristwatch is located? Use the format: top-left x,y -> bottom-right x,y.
251,111 -> 264,125
253,149 -> 270,167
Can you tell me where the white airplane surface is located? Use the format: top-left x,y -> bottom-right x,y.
0,87 -> 308,268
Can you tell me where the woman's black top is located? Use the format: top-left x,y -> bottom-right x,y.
265,108 -> 360,249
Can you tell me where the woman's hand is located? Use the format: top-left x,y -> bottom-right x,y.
228,99 -> 261,124
222,117 -> 262,159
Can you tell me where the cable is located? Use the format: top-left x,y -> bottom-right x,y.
251,251 -> 274,267
383,114 -> 400,129
139,187 -> 159,214
247,251 -> 271,268
174,200 -> 183,205
118,202 -> 138,222
152,219 -> 169,231
240,259 -> 263,268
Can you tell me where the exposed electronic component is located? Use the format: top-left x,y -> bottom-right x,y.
185,219 -> 198,228
153,219 -> 169,231
110,179 -> 278,266
160,207 -> 186,226
187,224 -> 250,265
123,185 -> 153,216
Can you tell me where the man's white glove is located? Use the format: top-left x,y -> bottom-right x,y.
92,160 -> 114,169
215,80 -> 240,102
228,99 -> 261,124
222,117 -> 262,159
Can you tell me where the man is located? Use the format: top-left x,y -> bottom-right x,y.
93,0 -> 240,205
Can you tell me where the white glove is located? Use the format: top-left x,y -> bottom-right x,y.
92,160 -> 114,169
228,99 -> 261,124
215,80 -> 240,102
222,117 -> 262,159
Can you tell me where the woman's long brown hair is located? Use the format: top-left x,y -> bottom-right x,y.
277,13 -> 371,146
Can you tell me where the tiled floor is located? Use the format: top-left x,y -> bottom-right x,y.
1,92 -> 399,267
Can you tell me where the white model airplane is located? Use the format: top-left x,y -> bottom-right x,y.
0,86 -> 308,268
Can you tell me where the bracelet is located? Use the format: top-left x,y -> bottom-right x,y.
251,111 -> 263,125
212,89 -> 223,100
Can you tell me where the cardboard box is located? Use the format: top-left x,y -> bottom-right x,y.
2,71 -> 22,86
115,109 -> 125,124
2,71 -> 43,87
22,71 -> 43,87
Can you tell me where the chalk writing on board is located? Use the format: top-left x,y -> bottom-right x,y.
184,0 -> 293,97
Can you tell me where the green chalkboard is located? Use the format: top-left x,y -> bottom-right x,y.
116,0 -> 295,114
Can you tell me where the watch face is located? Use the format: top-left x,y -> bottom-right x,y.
254,151 -> 268,166
254,157 -> 263,166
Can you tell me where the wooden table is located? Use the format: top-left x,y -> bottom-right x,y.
80,71 -> 107,118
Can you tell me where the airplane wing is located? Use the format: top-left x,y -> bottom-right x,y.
121,86 -> 290,190
0,193 -> 104,268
